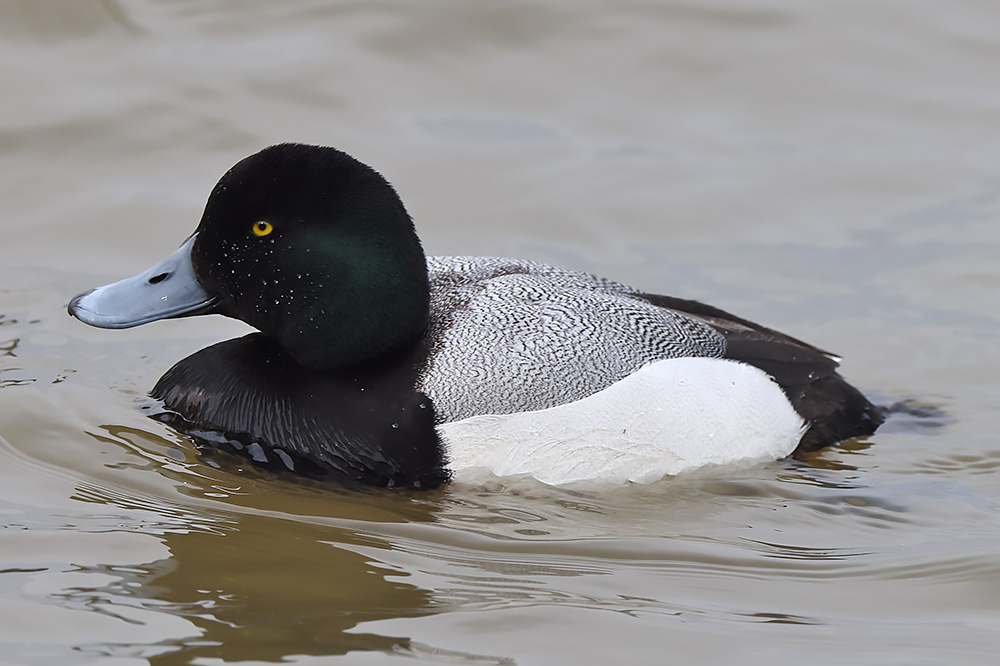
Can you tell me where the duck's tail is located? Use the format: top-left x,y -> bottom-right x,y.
792,375 -> 885,454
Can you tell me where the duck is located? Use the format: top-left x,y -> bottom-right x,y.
68,143 -> 884,488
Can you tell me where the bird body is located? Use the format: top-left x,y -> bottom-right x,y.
69,143 -> 883,488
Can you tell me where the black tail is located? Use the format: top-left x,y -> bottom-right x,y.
792,375 -> 885,454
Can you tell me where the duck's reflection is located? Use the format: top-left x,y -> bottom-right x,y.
143,518 -> 431,663
69,426 -> 455,664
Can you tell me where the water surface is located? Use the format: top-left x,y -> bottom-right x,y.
1,2 -> 998,664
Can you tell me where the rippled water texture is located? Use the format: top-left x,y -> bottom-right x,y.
1,1 -> 998,664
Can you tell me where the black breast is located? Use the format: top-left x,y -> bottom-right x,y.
150,333 -> 448,488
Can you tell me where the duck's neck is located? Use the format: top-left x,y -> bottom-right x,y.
262,227 -> 431,370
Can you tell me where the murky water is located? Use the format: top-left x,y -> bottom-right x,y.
1,1 -> 999,664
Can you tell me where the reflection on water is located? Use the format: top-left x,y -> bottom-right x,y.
66,508 -> 440,663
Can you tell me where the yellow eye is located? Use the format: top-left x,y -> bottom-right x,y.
251,220 -> 273,237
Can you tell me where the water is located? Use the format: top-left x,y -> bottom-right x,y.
1,1 -> 998,664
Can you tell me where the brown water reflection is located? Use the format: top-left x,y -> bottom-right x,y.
69,505 -> 441,663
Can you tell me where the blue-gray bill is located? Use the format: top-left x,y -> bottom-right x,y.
67,234 -> 217,328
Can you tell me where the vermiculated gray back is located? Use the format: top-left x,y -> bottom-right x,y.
419,257 -> 726,422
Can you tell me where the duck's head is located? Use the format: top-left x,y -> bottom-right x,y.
69,144 -> 431,369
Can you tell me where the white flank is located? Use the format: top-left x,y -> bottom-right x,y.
439,358 -> 807,486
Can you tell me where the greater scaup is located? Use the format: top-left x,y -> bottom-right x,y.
68,143 -> 883,487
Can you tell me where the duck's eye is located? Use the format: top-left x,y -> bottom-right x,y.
251,220 -> 273,237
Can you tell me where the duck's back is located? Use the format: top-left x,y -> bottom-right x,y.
419,256 -> 727,422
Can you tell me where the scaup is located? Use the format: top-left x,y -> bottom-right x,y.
69,143 -> 883,487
